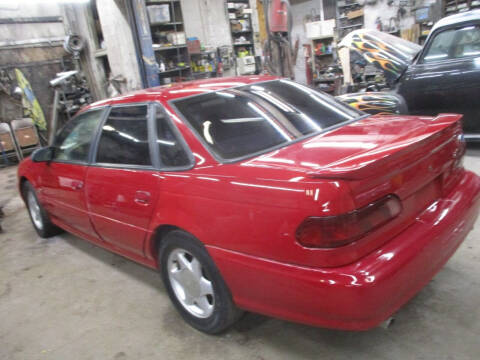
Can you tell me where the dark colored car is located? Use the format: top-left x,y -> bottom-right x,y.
337,10 -> 480,141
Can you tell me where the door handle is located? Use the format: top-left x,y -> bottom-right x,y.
71,180 -> 83,190
134,191 -> 151,205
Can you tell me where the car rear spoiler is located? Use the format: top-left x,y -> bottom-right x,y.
307,114 -> 464,180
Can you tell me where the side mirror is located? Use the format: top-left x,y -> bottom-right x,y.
31,146 -> 55,163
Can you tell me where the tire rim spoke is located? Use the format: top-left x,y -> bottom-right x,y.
175,252 -> 191,271
190,258 -> 202,279
195,295 -> 213,313
199,277 -> 213,297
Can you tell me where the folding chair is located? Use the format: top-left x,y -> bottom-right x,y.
10,118 -> 41,158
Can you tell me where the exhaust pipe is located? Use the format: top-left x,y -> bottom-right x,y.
380,317 -> 395,329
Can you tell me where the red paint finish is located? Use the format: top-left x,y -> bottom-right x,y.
18,76 -> 480,330
85,167 -> 160,256
208,171 -> 480,329
35,162 -> 97,238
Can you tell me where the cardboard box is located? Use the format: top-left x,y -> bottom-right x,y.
187,39 -> 201,54
306,19 -> 335,39
147,5 -> 170,24
167,32 -> 186,45
347,9 -> 364,20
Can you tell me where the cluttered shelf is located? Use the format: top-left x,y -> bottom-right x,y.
158,66 -> 190,75
444,0 -> 480,14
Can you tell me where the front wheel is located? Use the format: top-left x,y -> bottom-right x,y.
23,182 -> 63,238
159,230 -> 243,334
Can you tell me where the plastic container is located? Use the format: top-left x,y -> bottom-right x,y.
147,5 -> 170,25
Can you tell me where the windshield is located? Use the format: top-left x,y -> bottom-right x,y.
173,80 -> 364,161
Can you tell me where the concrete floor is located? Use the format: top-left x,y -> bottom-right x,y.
1,149 -> 480,360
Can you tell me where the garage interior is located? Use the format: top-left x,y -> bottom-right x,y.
1,0 -> 480,359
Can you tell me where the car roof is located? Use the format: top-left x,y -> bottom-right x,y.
87,75 -> 279,110
431,9 -> 480,33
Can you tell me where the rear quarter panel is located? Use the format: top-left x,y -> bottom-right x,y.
145,165 -> 360,268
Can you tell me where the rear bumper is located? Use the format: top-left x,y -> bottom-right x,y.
208,170 -> 480,330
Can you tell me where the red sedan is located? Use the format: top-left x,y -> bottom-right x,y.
18,76 -> 480,334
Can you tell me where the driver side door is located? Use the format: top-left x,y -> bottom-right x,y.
41,108 -> 107,238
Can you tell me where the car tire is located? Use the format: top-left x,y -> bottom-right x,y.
22,181 -> 63,238
159,230 -> 243,334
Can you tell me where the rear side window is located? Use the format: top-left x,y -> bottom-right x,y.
155,107 -> 191,167
96,105 -> 151,166
173,80 -> 362,160
423,25 -> 480,63
54,109 -> 104,163
175,91 -> 290,160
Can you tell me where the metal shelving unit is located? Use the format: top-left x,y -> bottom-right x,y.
148,0 -> 192,84
444,0 -> 480,15
226,0 -> 255,57
336,1 -> 364,39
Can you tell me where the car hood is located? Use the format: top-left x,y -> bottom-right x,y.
335,91 -> 408,115
243,113 -> 462,180
338,30 -> 422,83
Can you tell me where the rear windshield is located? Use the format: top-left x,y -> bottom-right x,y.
173,80 -> 363,161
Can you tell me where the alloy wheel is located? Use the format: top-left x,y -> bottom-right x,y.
27,191 -> 43,230
167,248 -> 215,318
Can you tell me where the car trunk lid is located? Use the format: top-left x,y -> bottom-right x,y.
244,113 -> 465,266
306,113 -> 464,205
248,113 -> 464,209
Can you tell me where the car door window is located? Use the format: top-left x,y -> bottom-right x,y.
155,106 -> 191,168
423,26 -> 480,63
54,109 -> 104,163
452,26 -> 480,58
423,29 -> 456,63
96,105 -> 151,166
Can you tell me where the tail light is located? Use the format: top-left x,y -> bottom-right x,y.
295,195 -> 402,248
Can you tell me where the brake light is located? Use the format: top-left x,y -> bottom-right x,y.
295,195 -> 402,248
